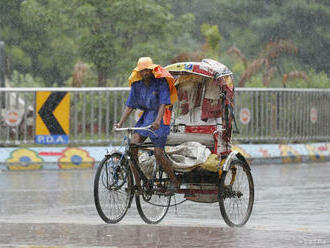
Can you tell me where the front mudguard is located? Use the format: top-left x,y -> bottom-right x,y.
221,151 -> 251,172
105,149 -> 128,160
104,150 -> 134,207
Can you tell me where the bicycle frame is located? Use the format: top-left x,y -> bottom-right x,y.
113,126 -> 166,191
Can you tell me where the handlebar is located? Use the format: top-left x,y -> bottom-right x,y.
113,125 -> 158,137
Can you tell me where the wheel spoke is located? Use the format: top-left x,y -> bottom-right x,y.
219,160 -> 254,227
94,154 -> 132,224
136,168 -> 171,224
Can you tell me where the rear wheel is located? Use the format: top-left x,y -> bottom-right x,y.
136,167 -> 171,224
94,153 -> 133,224
218,159 -> 254,227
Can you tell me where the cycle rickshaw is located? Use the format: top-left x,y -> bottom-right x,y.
94,59 -> 254,227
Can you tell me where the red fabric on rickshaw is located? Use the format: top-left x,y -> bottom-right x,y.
201,98 -> 222,121
178,89 -> 189,115
184,125 -> 217,134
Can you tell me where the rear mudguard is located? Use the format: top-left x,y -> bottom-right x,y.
221,151 -> 251,172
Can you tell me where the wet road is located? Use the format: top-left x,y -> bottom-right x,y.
1,162 -> 330,247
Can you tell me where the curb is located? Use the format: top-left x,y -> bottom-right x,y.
0,143 -> 329,171
233,143 -> 330,165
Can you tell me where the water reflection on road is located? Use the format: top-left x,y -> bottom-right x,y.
0,162 -> 330,247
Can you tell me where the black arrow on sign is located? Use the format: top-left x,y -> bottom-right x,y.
38,92 -> 67,134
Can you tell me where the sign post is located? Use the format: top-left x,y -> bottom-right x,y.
0,41 -> 5,108
35,91 -> 70,144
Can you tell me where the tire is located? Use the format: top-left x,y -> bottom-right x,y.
94,153 -> 133,224
135,168 -> 171,224
218,159 -> 254,227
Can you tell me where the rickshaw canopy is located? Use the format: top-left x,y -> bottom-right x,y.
165,59 -> 234,99
165,58 -> 236,156
165,59 -> 232,78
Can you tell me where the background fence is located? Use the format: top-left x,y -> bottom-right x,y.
0,87 -> 329,146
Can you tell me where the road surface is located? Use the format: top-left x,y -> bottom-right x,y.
0,162 -> 330,247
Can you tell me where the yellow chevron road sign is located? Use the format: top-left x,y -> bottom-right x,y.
35,91 -> 70,144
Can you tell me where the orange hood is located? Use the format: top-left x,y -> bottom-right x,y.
128,65 -> 178,105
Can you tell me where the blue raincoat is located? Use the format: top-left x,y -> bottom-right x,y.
126,78 -> 171,147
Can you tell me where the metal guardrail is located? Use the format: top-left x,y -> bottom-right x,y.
234,88 -> 330,143
0,87 -> 329,145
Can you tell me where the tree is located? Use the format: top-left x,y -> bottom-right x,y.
0,0 -> 79,86
200,24 -> 222,58
0,0 -> 31,75
237,40 -> 300,87
250,0 -> 330,73
73,0 -> 196,86
2,0 -> 329,87
20,0 -> 79,86
170,0 -> 330,74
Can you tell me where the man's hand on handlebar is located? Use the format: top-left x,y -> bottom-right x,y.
151,120 -> 161,130
114,123 -> 122,129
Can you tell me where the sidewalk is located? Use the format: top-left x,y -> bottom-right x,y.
0,143 -> 329,170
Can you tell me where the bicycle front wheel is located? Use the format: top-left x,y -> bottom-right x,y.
218,159 -> 254,227
135,169 -> 171,224
94,153 -> 133,224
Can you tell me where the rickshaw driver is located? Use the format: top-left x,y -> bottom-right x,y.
115,57 -> 180,193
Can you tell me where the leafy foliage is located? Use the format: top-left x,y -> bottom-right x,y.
0,0 -> 329,88
238,40 -> 299,87
200,24 -> 222,57
10,70 -> 45,87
